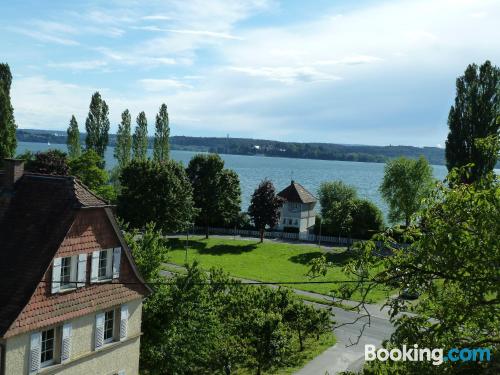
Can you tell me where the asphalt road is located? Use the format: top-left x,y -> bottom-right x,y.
295,304 -> 394,375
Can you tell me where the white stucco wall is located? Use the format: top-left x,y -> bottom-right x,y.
3,298 -> 143,375
278,202 -> 316,233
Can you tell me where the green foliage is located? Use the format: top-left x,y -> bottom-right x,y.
318,181 -> 357,236
379,156 -> 434,226
445,60 -> 500,183
66,115 -> 81,159
16,150 -> 35,162
117,159 -> 196,233
114,109 -> 132,168
153,103 -> 170,162
248,179 -> 283,242
0,63 -> 17,159
26,149 -> 69,175
350,199 -> 385,239
341,169 -> 500,374
124,222 -> 169,282
69,149 -> 116,202
140,262 -> 332,375
132,111 -> 148,161
318,181 -> 384,239
85,92 -> 110,160
186,153 -> 241,237
284,300 -> 332,351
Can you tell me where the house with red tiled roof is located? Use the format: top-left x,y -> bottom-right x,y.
0,159 -> 150,375
276,180 -> 317,239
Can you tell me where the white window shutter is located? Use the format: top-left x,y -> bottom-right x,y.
120,305 -> 129,341
29,332 -> 41,374
51,257 -> 61,294
70,256 -> 78,288
61,323 -> 72,363
91,251 -> 99,283
95,313 -> 105,350
77,253 -> 87,287
113,247 -> 121,279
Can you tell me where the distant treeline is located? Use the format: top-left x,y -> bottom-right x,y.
17,128 -> 447,165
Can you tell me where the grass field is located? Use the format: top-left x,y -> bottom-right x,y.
235,332 -> 336,375
166,236 -> 390,303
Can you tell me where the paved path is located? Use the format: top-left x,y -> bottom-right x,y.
161,263 -> 395,374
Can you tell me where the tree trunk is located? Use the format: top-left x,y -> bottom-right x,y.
298,330 -> 304,351
259,228 -> 264,243
205,217 -> 209,239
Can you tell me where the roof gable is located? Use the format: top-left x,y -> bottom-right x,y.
277,181 -> 317,204
0,173 -> 147,337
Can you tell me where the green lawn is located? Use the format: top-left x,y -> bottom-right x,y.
166,236 -> 390,303
235,332 -> 336,375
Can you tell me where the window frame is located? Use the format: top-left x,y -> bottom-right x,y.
40,328 -> 56,368
97,249 -> 113,281
103,309 -> 115,344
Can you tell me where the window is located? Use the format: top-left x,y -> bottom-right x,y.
41,328 -> 55,367
104,310 -> 115,343
60,257 -> 72,289
52,255 -> 80,293
98,249 -> 113,280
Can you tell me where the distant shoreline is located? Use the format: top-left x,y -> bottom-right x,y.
17,128 -> 451,166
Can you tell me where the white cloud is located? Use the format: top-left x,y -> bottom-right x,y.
228,66 -> 341,84
47,60 -> 108,70
139,78 -> 193,91
7,26 -> 79,46
142,15 -> 172,21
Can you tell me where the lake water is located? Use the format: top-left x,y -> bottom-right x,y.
17,141 -> 449,217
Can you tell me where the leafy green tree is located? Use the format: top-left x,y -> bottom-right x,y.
379,156 -> 434,226
25,149 -> 69,175
248,179 -> 283,242
66,115 -> 81,159
186,154 -> 241,238
69,149 -> 116,202
445,61 -> 500,183
318,181 -> 358,237
153,103 -> 170,162
124,222 -> 169,283
350,199 -> 385,239
284,300 -> 332,351
85,92 -> 110,160
337,167 -> 500,374
0,63 -> 17,159
114,109 -> 132,168
133,111 -> 148,161
117,159 -> 195,233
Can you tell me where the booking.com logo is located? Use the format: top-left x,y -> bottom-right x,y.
365,344 -> 492,366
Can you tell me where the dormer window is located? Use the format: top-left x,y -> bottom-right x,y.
91,247 -> 122,283
52,254 -> 86,293
98,249 -> 113,280
60,256 -> 77,290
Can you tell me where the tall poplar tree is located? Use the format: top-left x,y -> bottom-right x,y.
85,91 -> 110,160
153,103 -> 170,162
66,115 -> 81,159
0,63 -> 17,159
114,109 -> 132,168
445,60 -> 500,183
132,111 -> 148,161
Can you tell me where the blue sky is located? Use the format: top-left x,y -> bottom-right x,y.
1,0 -> 499,146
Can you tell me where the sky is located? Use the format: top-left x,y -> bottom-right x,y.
1,0 -> 499,147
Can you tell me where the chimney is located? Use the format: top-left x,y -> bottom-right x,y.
0,159 -> 25,221
1,159 -> 25,190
